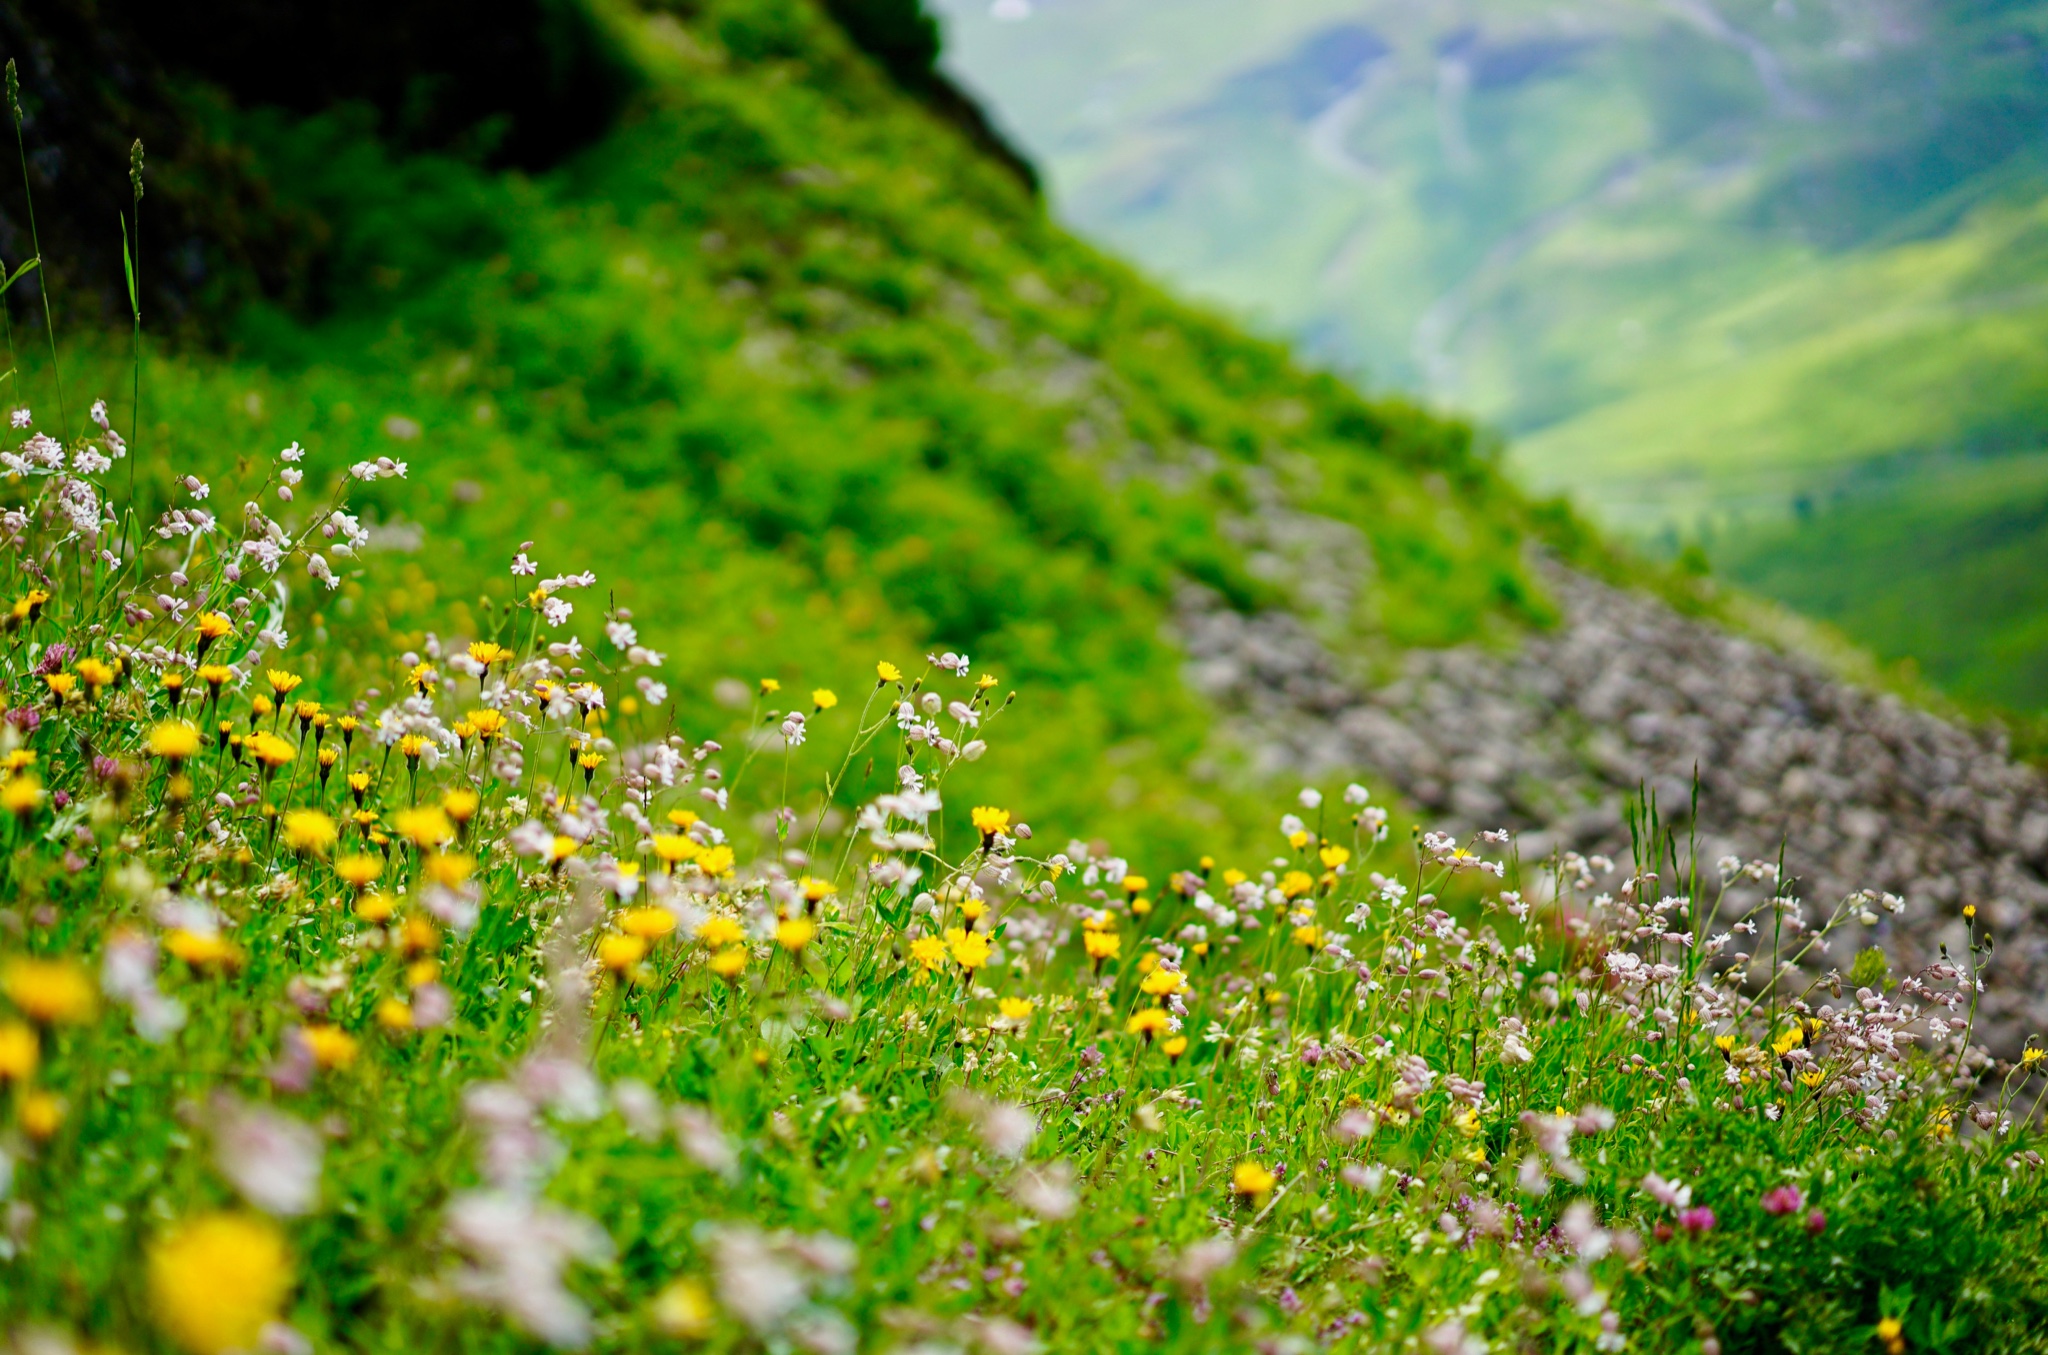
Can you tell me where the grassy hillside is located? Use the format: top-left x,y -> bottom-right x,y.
1,0 -> 1573,868
1,5 -> 2045,1353
936,0 -> 2048,716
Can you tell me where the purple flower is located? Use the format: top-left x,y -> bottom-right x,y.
1677,1206 -> 1716,1234
4,706 -> 40,733
32,643 -> 71,676
1762,1185 -> 1805,1216
1805,1209 -> 1827,1236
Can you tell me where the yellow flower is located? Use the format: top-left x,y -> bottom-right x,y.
1126,1007 -> 1170,1039
971,806 -> 1011,837
1222,869 -> 1246,887
652,1277 -> 715,1339
697,915 -> 745,948
244,732 -> 295,770
696,844 -> 736,878
2023,1047 -> 2045,1069
468,641 -> 513,669
758,677 -> 781,695
1162,1035 -> 1189,1061
959,897 -> 987,922
1122,875 -> 1149,895
1279,870 -> 1315,899
280,810 -> 338,856
707,946 -> 748,980
149,720 -> 203,761
0,1020 -> 37,1080
998,997 -> 1035,1023
354,893 -> 396,924
300,1024 -> 359,1069
1232,1160 -> 1276,1199
1963,904 -> 1977,921
652,833 -> 701,868
195,611 -> 234,643
466,708 -> 507,742
1083,930 -> 1122,963
775,917 -> 816,952
665,808 -> 700,830
392,806 -> 454,850
375,997 -> 414,1031
41,672 -> 75,700
909,934 -> 948,973
166,930 -> 244,971
812,688 -> 838,710
405,662 -> 436,694
76,656 -> 117,693
3,957 -> 96,1024
1799,1068 -> 1827,1089
621,907 -> 678,939
423,853 -> 474,888
977,673 -> 999,690
265,669 -> 303,698
442,789 -> 481,824
147,1212 -> 292,1355
946,926 -> 990,972
1292,925 -> 1324,951
876,661 -> 902,683
1,774 -> 44,817
1318,845 -> 1350,869
1141,968 -> 1187,997
335,855 -> 382,889
802,876 -> 837,903
17,1087 -> 60,1139
1286,829 -> 1310,850
598,933 -> 648,973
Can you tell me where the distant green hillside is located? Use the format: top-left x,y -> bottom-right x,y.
937,0 -> 2048,715
1,0 -> 1580,861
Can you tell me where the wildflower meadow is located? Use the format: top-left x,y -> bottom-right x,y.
1,5 -> 2048,1352
0,379 -> 2043,1354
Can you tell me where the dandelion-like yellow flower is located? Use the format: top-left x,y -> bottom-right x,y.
147,1212 -> 292,1355
971,806 -> 1011,838
1279,870 -> 1315,900
0,774 -> 44,818
1121,874 -> 1149,895
666,808 -> 700,830
876,661 -> 902,683
652,1277 -> 715,1338
0,1020 -> 37,1081
300,1024 -> 359,1069
76,656 -> 117,693
946,926 -> 990,972
758,677 -> 781,695
443,788 -> 480,824
998,997 -> 1035,1023
43,672 -> 76,700
166,931 -> 244,971
707,946 -> 748,980
812,688 -> 838,710
909,934 -> 948,974
1127,1007 -> 1169,1040
599,933 -> 648,973
1292,924 -> 1324,951
697,915 -> 745,948
391,806 -> 454,850
149,720 -> 203,761
1140,968 -> 1187,997
468,641 -> 513,670
265,669 -> 303,698
3,957 -> 96,1024
621,907 -> 678,939
696,844 -> 736,878
1318,845 -> 1350,869
245,733 -> 295,770
1083,930 -> 1121,963
375,997 -> 414,1031
2023,1046 -> 2045,1070
1232,1160 -> 1276,1199
334,854 -> 382,889
280,810 -> 338,856
775,917 -> 816,952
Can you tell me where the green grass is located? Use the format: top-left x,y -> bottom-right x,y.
0,0 -> 1589,870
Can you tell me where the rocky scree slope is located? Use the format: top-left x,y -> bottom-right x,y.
1180,562 -> 2048,1053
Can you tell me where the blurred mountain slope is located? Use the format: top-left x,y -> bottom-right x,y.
937,0 -> 2048,713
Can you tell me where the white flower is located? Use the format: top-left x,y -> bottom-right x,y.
280,441 -> 305,462
10,407 -> 29,428
1297,787 -> 1322,809
605,620 -> 638,648
213,1097 -> 323,1217
541,597 -> 573,627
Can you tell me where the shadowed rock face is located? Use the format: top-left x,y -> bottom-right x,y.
1180,566 -> 2048,1052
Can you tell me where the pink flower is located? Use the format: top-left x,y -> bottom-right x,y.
1762,1185 -> 1805,1216
1677,1205 -> 1716,1234
1805,1209 -> 1828,1236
